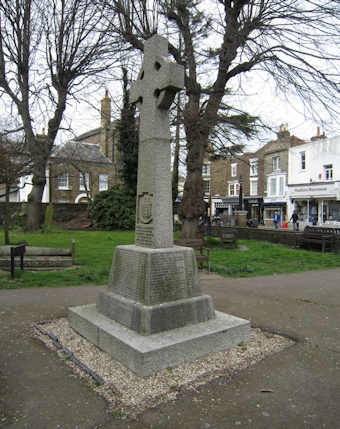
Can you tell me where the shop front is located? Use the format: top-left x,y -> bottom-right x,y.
262,201 -> 287,227
288,182 -> 340,227
213,197 -> 240,223
244,197 -> 263,223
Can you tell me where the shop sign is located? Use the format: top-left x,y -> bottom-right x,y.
290,184 -> 333,197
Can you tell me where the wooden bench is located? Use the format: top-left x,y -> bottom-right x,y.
220,229 -> 237,249
0,240 -> 75,271
174,238 -> 211,272
194,245 -> 211,273
298,226 -> 335,253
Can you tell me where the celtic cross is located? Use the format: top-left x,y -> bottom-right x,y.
130,35 -> 184,248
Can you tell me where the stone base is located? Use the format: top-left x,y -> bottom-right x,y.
97,291 -> 215,335
69,304 -> 251,376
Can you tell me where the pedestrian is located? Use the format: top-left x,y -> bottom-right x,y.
273,210 -> 280,229
290,211 -> 299,231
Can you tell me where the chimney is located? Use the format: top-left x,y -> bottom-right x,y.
311,127 -> 326,141
100,89 -> 111,157
101,89 -> 111,129
277,123 -> 290,139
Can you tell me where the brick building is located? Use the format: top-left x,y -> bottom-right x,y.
8,91 -> 122,204
209,125 -> 306,225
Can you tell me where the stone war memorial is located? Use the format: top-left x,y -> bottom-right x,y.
69,35 -> 250,376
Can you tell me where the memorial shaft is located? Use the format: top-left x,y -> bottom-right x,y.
130,35 -> 184,249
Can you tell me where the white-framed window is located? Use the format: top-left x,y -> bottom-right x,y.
250,179 -> 258,196
203,180 -> 210,194
269,177 -> 276,196
229,182 -> 239,196
202,163 -> 210,176
300,151 -> 306,170
79,172 -> 89,191
58,173 -> 69,190
268,175 -> 285,196
272,156 -> 280,171
279,176 -> 285,195
324,164 -> 333,180
231,163 -> 237,177
99,174 -> 109,191
250,159 -> 258,177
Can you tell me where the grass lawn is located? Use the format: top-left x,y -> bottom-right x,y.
1,230 -> 340,289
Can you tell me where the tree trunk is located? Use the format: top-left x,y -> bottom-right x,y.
179,120 -> 208,239
4,184 -> 10,245
26,169 -> 46,230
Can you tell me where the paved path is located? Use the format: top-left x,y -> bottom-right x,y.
1,269 -> 339,428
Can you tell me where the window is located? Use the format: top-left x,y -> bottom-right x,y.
279,176 -> 285,195
229,183 -> 239,196
58,173 -> 69,190
268,175 -> 285,196
202,163 -> 210,175
99,174 -> 109,191
79,172 -> 89,191
250,159 -> 258,177
324,164 -> 333,180
269,177 -> 276,196
231,163 -> 237,177
203,180 -> 210,194
272,156 -> 280,171
300,151 -> 306,170
250,179 -> 258,196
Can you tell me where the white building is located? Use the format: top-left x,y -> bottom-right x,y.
288,136 -> 340,227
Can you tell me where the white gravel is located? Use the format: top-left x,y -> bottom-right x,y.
34,319 -> 294,419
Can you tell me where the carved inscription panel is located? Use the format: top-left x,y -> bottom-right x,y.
135,224 -> 154,248
110,248 -> 147,301
149,252 -> 188,304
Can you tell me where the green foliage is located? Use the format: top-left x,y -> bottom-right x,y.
11,210 -> 27,229
117,67 -> 139,195
89,185 -> 136,230
42,204 -> 54,233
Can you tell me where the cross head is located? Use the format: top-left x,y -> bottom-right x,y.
130,35 -> 184,140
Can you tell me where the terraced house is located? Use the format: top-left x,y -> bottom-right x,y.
5,91 -> 121,204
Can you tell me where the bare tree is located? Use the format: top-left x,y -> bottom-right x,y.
101,0 -> 340,239
0,0 -> 120,229
0,135 -> 31,244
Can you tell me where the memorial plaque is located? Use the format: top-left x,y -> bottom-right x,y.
135,225 -> 154,247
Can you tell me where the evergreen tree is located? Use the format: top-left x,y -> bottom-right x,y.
117,68 -> 139,196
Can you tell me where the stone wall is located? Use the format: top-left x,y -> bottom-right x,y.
0,202 -> 89,225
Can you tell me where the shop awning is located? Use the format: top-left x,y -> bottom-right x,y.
263,202 -> 286,207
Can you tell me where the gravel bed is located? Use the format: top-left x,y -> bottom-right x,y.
33,319 -> 294,420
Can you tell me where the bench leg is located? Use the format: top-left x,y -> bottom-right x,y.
10,252 -> 15,279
